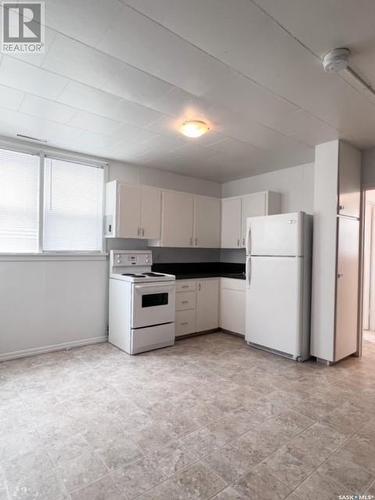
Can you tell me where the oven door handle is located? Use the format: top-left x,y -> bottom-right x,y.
134,283 -> 176,293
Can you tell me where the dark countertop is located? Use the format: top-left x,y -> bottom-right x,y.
152,262 -> 246,280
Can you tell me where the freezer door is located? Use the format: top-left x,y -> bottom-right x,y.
246,212 -> 304,257
245,256 -> 303,358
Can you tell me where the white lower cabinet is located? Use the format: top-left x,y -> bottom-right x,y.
175,278 -> 219,337
220,278 -> 246,335
196,279 -> 219,332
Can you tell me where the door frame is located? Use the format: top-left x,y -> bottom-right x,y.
358,185 -> 375,356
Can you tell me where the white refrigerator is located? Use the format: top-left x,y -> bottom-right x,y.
245,212 -> 312,361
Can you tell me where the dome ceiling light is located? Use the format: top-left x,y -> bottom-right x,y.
180,120 -> 209,138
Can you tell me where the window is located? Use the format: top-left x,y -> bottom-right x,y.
0,148 -> 40,253
43,158 -> 104,252
0,148 -> 104,254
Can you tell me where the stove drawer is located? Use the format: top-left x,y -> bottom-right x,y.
176,310 -> 196,337
176,291 -> 196,311
130,323 -> 175,354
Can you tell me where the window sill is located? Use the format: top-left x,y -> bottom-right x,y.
0,253 -> 108,262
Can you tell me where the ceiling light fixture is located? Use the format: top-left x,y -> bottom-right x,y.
180,120 -> 209,138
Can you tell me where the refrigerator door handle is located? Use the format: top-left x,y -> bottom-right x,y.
246,226 -> 251,255
246,256 -> 251,288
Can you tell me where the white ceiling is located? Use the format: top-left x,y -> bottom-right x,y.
0,0 -> 374,181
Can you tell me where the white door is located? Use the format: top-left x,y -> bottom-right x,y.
118,184 -> 141,238
196,279 -> 219,331
335,217 -> 359,361
247,212 -> 303,257
241,193 -> 266,246
194,196 -> 221,248
141,186 -> 161,239
220,288 -> 245,334
221,198 -> 242,248
338,142 -> 361,219
161,191 -> 194,247
246,256 -> 302,358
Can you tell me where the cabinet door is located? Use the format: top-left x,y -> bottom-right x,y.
221,198 -> 242,248
335,217 -> 360,361
141,186 -> 161,239
194,196 -> 221,248
161,191 -> 194,247
220,281 -> 246,335
196,279 -> 219,331
338,142 -> 361,218
241,193 -> 266,246
118,184 -> 141,238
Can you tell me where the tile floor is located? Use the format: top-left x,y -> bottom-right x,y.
1,332 -> 375,500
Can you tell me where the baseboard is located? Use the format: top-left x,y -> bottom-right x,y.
0,336 -> 108,362
219,328 -> 245,338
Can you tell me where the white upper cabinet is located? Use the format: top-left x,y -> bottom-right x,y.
338,141 -> 361,219
118,183 -> 142,238
141,186 -> 161,239
194,196 -> 221,248
221,191 -> 281,248
105,181 -> 161,239
221,198 -> 242,248
160,191 -> 194,247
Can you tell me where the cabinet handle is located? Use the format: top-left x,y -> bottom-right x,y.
181,322 -> 188,326
198,283 -> 201,291
195,237 -> 198,246
339,205 -> 344,211
181,285 -> 189,289
181,300 -> 189,304
190,237 -> 193,246
337,273 -> 343,278
237,239 -> 240,247
137,227 -> 140,236
242,238 -> 245,246
142,228 -> 145,237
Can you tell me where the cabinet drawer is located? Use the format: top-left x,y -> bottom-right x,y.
176,280 -> 197,292
176,291 -> 196,311
176,310 -> 196,336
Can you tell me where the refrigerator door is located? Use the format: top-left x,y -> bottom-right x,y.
246,212 -> 304,257
245,256 -> 303,358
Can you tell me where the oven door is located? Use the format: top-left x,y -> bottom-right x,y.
132,282 -> 176,329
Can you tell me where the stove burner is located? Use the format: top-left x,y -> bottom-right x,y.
121,273 -> 146,277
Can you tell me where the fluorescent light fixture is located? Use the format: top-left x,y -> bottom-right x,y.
180,120 -> 209,138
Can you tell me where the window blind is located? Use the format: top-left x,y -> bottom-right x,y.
43,158 -> 104,252
0,148 -> 40,253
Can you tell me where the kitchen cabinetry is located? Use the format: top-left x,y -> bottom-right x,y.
194,196 -> 221,248
175,278 -> 219,337
196,279 -> 220,331
105,181 -> 161,239
220,278 -> 246,335
311,140 -> 361,363
160,191 -> 195,247
151,191 -> 220,248
221,198 -> 242,249
221,191 -> 281,248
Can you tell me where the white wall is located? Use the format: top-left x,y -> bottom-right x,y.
221,162 -> 315,214
0,257 -> 107,361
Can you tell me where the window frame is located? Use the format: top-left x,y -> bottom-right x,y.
0,145 -> 108,259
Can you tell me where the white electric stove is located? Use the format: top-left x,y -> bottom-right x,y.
109,250 -> 176,354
